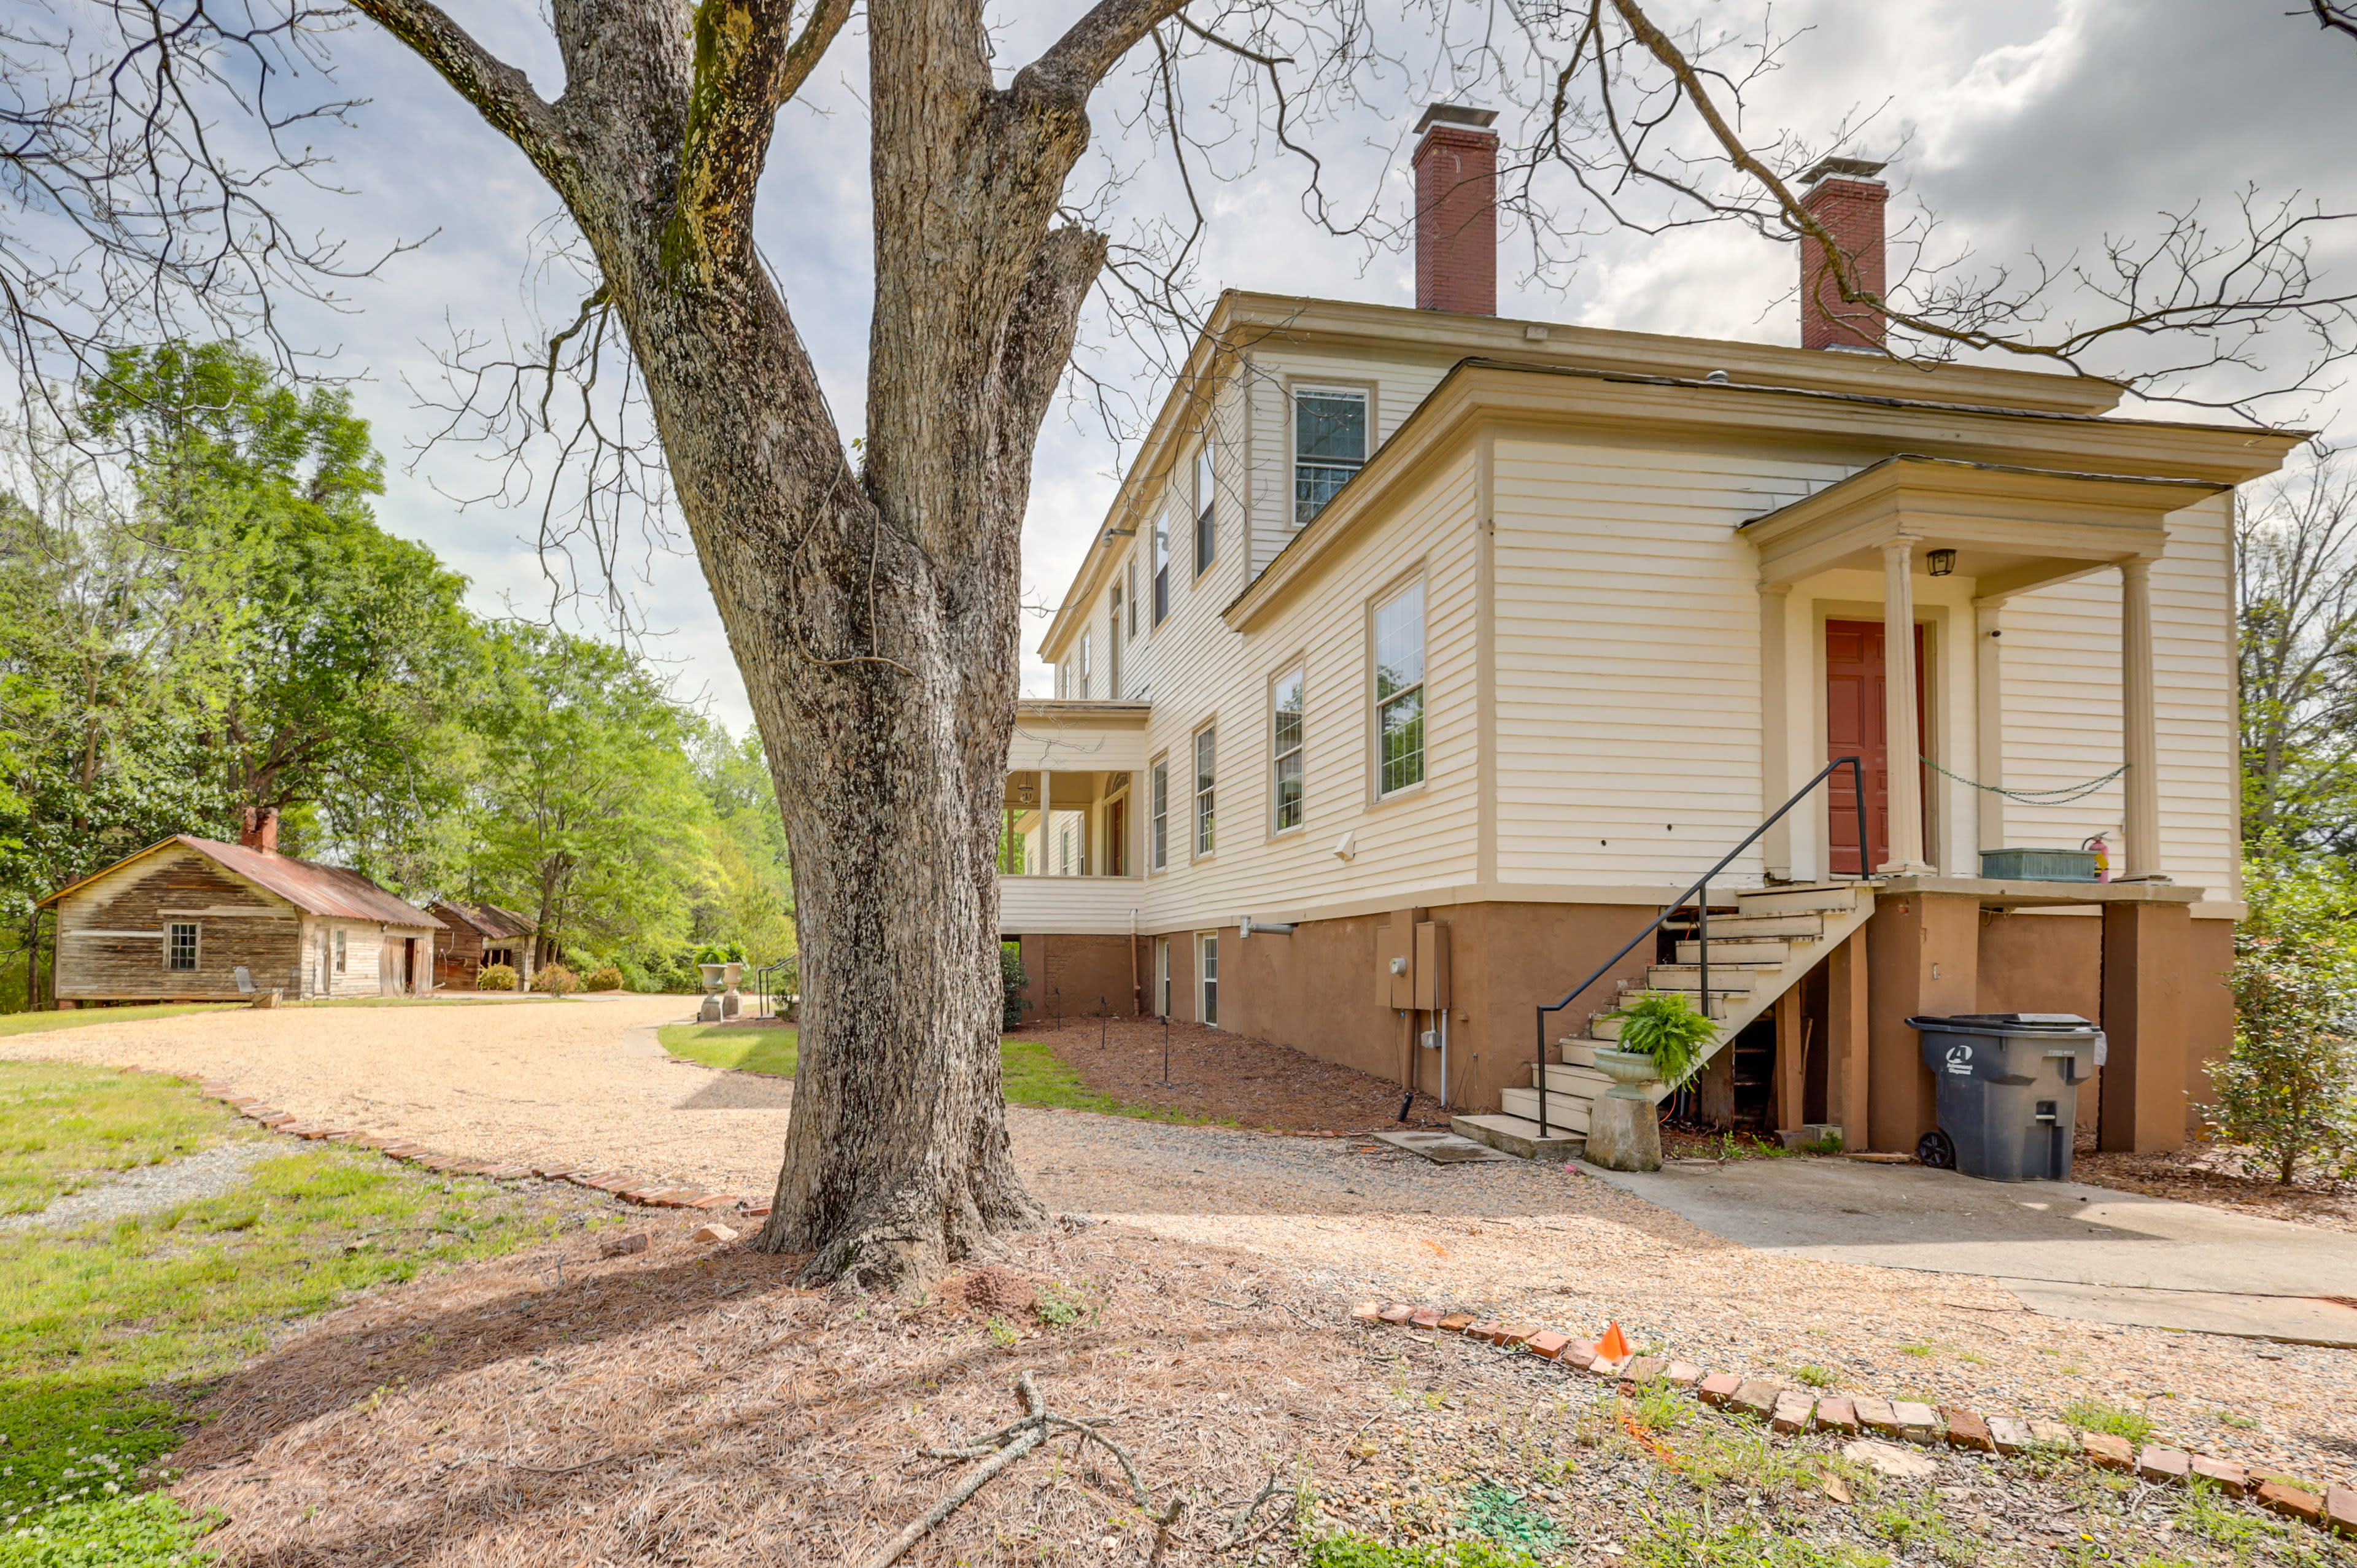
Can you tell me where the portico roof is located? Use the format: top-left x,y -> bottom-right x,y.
1738,454 -> 2231,595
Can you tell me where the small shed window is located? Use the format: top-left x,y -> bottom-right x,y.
166,922 -> 199,971
334,929 -> 347,974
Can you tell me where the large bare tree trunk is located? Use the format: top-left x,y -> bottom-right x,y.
352,0 -> 1161,1290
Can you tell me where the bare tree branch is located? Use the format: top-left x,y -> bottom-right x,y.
2307,1 -> 2357,42
674,0 -> 852,276
341,0 -> 570,179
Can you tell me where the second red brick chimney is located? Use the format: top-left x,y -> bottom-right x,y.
1413,103 -> 1499,316
1798,156 -> 1889,350
241,805 -> 281,855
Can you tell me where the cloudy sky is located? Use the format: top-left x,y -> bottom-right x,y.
257,0 -> 2357,732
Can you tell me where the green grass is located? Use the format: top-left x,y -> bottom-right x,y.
1304,1537 -> 1538,1568
658,1023 -> 799,1076
2062,1398 -> 2156,1444
659,1027 -> 1237,1125
0,1062 -> 234,1216
0,1006 -> 236,1040
0,1060 -> 606,1559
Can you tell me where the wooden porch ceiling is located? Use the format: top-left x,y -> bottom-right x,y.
1740,455 -> 2230,596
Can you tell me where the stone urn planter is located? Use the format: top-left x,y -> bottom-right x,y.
697,962 -> 728,1022
722,960 -> 743,989
1585,1046 -> 1665,1172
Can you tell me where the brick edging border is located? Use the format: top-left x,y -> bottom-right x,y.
1350,1301 -> 2357,1542
188,1074 -> 775,1221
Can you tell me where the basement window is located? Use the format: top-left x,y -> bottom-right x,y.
166,922 -> 198,971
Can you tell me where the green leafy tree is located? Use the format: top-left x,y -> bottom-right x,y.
2211,854 -> 2357,1182
465,625 -> 709,963
78,343 -> 481,867
2238,453 -> 2357,854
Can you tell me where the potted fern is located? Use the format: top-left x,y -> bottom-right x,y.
1596,991 -> 1716,1098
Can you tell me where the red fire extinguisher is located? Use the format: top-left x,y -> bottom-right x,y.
2082,831 -> 2118,883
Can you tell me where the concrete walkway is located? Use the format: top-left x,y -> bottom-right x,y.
1584,1155 -> 2357,1345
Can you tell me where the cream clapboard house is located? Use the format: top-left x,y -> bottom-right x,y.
1007,110 -> 2297,1161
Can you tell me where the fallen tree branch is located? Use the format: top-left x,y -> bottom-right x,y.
865,1373 -> 1048,1568
1227,1471 -> 1283,1543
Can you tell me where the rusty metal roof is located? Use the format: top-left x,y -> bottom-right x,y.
41,835 -> 439,929
431,899 -> 536,940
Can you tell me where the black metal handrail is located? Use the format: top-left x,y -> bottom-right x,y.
1530,756 -> 1870,1138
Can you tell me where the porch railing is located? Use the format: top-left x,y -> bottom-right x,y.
1529,756 -> 1870,1139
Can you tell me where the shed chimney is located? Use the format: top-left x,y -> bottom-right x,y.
241,805 -> 281,855
1797,156 -> 1889,350
1413,104 -> 1500,316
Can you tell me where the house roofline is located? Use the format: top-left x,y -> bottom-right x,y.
1219,356 -> 2303,632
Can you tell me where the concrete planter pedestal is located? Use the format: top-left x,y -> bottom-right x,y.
1586,1048 -> 1665,1172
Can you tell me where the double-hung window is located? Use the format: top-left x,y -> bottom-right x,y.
1078,630 -> 1092,700
1374,579 -> 1427,795
1272,667 -> 1305,832
1193,726 -> 1217,856
1124,560 -> 1139,637
1295,387 -> 1368,525
1106,592 -> 1122,700
166,922 -> 198,971
1193,444 -> 1217,575
1151,509 -> 1171,624
1199,933 -> 1220,1026
333,929 -> 348,974
1150,759 -> 1169,871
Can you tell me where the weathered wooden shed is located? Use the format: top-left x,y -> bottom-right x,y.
40,813 -> 439,1004
428,900 -> 537,991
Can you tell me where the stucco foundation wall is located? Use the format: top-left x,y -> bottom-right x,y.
1215,900 -> 1663,1114
1013,933 -> 1142,1023
1976,912 -> 2103,1018
2185,916 -> 2235,1132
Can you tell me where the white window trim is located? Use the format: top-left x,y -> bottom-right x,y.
1191,722 -> 1218,860
1198,930 -> 1220,1027
1371,573 -> 1430,803
1193,441 -> 1217,578
1148,754 -> 1171,873
1271,662 -> 1306,836
165,921 -> 199,972
1290,381 -> 1374,528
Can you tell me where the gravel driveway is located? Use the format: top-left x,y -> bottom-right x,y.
15,999 -> 2356,1488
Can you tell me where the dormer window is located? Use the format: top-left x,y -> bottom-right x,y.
1294,387 -> 1368,524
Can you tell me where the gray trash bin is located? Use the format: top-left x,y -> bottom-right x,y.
1905,1013 -> 2105,1181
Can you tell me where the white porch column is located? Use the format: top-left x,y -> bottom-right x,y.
1759,583 -> 1794,879
2120,558 -> 2162,878
1973,598 -> 2007,857
1879,539 -> 1933,874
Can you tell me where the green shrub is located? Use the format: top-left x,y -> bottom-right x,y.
584,965 -> 625,992
1602,991 -> 1717,1087
2210,855 -> 2357,1183
476,962 -> 517,992
1000,944 -> 1029,1029
533,963 -> 581,996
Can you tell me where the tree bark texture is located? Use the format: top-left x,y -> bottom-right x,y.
350,0 -> 1179,1289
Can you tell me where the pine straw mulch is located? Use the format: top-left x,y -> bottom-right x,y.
2070,1138 -> 2357,1236
1021,1016 -> 1452,1135
165,1212 -> 1394,1567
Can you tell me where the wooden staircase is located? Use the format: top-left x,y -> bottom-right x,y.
1453,882 -> 1876,1159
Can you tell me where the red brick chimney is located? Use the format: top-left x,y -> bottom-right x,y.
1413,104 -> 1500,315
241,805 -> 280,854
1798,156 -> 1889,350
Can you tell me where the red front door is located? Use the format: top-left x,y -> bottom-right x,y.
1825,619 -> 1926,876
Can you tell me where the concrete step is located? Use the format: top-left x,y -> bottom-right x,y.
1500,1086 -> 1593,1130
1454,1112 -> 1587,1162
1735,885 -> 1868,916
1684,913 -> 1827,940
1529,1061 -> 1612,1095
1675,937 -> 1793,964
1554,1037 -> 1606,1067
1595,992 -> 1740,1025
